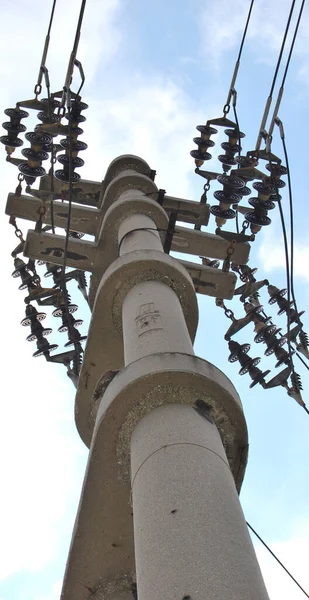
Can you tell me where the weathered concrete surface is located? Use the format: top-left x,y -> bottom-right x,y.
131,404 -> 269,600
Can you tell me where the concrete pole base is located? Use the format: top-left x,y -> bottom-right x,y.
131,403 -> 269,600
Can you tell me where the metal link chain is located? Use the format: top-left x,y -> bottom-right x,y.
222,240 -> 236,272
215,297 -> 236,321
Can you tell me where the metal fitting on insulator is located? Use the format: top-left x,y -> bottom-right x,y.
224,304 -> 263,340
1,107 -> 29,155
18,131 -> 52,185
264,366 -> 291,389
234,279 -> 268,301
33,334 -> 58,358
190,124 -> 218,167
55,99 -> 88,183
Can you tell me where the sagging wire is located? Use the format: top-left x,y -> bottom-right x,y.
274,119 -> 309,365
54,1 -> 88,376
267,141 -> 307,414
247,522 -> 309,599
60,90 -> 83,367
255,0 -> 297,151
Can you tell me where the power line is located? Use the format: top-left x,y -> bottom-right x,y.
34,0 -> 57,96
224,0 -> 255,111
269,0 -> 306,137
275,119 -> 300,324
247,522 -> 309,599
255,0 -> 297,150
60,0 -> 87,110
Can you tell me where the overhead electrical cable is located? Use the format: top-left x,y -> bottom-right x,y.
268,141 -> 308,413
34,0 -> 57,97
221,0 -> 255,233
223,0 -> 255,113
268,0 -> 306,138
255,0 -> 297,151
247,522 -> 309,598
60,0 -> 88,366
59,0 -> 87,111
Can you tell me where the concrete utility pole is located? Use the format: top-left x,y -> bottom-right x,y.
7,154 -> 270,600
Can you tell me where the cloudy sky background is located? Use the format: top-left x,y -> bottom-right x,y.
0,1 -> 309,599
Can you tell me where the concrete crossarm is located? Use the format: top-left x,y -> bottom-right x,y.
6,191 -> 211,235
23,228 -> 240,302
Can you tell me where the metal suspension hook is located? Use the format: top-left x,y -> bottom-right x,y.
74,59 -> 85,96
59,0 -> 87,109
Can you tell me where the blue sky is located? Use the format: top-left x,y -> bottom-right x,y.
0,1 -> 309,599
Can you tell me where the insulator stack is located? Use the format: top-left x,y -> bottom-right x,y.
228,340 -> 269,387
244,163 -> 286,235
234,155 -> 256,194
20,303 -> 52,342
19,131 -> 53,185
297,330 -> 309,359
1,107 -> 29,155
190,124 -> 217,167
55,99 -> 88,183
52,295 -> 77,317
234,278 -> 268,302
37,97 -> 61,129
218,128 -> 244,173
291,371 -> 303,392
210,173 -> 245,227
268,285 -> 305,323
12,257 -> 40,292
245,302 -> 292,368
53,306 -> 83,333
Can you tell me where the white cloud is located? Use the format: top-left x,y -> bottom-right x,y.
198,0 -> 309,69
83,75 -> 220,197
258,227 -> 309,283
